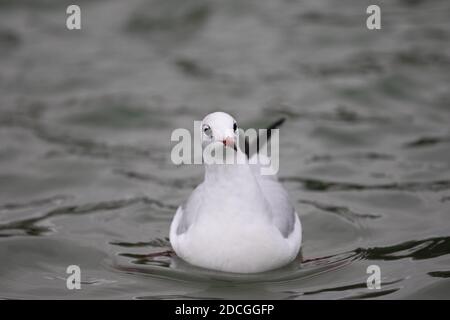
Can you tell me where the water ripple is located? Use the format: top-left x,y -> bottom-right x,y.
360,236 -> 450,261
112,248 -> 365,286
0,197 -> 174,237
0,113 -> 165,161
281,177 -> 450,192
428,271 -> 450,278
0,195 -> 70,211
404,136 -> 450,148
299,199 -> 381,224
110,237 -> 171,248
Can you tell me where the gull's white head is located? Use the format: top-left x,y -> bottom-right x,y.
201,112 -> 238,150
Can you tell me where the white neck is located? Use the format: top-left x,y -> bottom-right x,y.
204,149 -> 250,182
201,148 -> 272,220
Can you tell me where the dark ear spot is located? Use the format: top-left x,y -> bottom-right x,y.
233,122 -> 237,132
203,125 -> 212,137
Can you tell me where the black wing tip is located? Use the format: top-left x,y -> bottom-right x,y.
268,117 -> 286,130
244,117 -> 287,158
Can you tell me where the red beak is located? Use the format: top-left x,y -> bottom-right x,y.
222,137 -> 234,146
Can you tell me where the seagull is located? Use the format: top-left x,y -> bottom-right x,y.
170,112 -> 302,273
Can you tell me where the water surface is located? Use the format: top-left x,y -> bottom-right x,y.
0,0 -> 450,299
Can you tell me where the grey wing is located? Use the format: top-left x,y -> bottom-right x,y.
176,183 -> 205,235
244,116 -> 292,232
257,177 -> 296,238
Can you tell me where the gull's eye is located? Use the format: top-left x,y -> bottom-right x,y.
233,122 -> 237,132
203,125 -> 212,137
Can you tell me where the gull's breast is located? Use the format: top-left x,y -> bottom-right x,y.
171,212 -> 301,273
